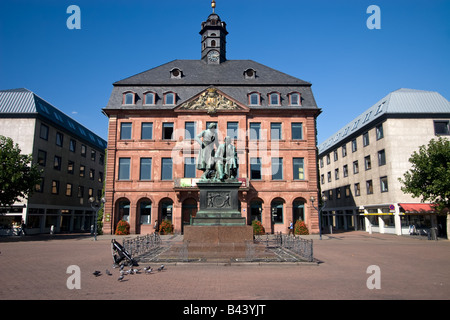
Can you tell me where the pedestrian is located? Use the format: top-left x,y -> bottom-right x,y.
289,220 -> 294,236
154,220 -> 159,233
20,220 -> 26,236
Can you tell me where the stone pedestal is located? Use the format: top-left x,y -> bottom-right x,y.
192,180 -> 245,226
184,180 -> 253,260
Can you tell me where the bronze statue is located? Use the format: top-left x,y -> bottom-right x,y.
195,123 -> 218,180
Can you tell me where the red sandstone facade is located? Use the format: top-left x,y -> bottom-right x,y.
101,11 -> 321,235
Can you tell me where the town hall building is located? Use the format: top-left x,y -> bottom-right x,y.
102,4 -> 321,235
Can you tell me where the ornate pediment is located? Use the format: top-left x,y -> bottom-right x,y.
177,88 -> 245,114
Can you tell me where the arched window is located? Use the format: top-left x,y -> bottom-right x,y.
164,92 -> 176,105
288,92 -> 301,106
144,92 -> 156,105
248,92 -> 261,106
123,92 -> 135,105
268,92 -> 281,106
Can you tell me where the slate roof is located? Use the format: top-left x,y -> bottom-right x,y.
104,59 -> 318,111
0,88 -> 107,150
318,88 -> 450,155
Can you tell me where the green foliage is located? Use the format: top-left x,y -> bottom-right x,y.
252,220 -> 265,235
0,135 -> 42,206
294,220 -> 309,235
399,137 -> 450,212
115,220 -> 130,235
159,219 -> 173,234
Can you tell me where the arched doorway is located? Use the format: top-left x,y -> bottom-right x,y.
117,199 -> 130,222
115,198 -> 130,233
293,198 -> 305,222
271,198 -> 285,227
137,199 -> 152,234
182,198 -> 198,233
160,198 -> 173,223
250,199 -> 263,223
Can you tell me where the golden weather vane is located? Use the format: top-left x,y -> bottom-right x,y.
211,0 -> 216,13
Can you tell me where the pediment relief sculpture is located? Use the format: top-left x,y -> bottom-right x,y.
179,88 -> 241,114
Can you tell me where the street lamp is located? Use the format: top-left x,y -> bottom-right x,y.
89,197 -> 106,241
310,194 -> 327,240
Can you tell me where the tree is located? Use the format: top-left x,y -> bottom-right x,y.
399,137 -> 450,237
0,135 -> 42,206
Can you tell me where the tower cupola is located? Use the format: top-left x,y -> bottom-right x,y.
200,1 -> 228,64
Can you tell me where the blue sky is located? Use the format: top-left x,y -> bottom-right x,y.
1,0 -> 449,144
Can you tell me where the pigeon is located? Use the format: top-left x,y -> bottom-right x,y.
93,270 -> 101,277
119,264 -> 125,271
118,274 -> 124,282
157,264 -> 165,272
144,266 -> 152,274
106,269 -> 112,276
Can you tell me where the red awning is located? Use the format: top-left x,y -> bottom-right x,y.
399,203 -> 436,214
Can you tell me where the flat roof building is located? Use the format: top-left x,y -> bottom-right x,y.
0,88 -> 107,235
318,88 -> 450,237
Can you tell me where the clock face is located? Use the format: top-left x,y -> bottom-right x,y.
207,51 -> 220,63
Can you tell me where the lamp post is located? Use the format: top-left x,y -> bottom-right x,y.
89,197 -> 106,241
310,194 -> 327,240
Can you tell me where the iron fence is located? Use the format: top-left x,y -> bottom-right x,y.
275,233 -> 314,262
253,233 -> 314,262
123,233 -> 162,257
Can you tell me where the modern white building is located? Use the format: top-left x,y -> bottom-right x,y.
318,88 -> 450,237
0,88 -> 107,235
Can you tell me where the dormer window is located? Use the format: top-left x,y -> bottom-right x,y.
244,68 -> 256,79
288,92 -> 301,106
144,92 -> 156,105
268,92 -> 281,106
123,92 -> 135,105
164,92 -> 176,105
248,92 -> 261,106
170,68 -> 182,79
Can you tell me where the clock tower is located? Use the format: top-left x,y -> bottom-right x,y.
200,1 -> 228,64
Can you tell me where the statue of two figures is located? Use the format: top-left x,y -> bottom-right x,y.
195,123 -> 238,181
